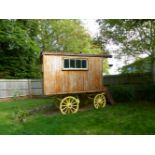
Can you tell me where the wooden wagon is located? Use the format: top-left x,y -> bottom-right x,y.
41,52 -> 112,114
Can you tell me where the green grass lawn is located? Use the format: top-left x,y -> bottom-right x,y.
0,98 -> 155,135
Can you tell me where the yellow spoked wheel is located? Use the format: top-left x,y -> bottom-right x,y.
94,93 -> 106,109
60,96 -> 80,115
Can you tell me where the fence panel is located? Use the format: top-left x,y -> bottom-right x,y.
103,73 -> 152,86
0,79 -> 29,98
31,79 -> 43,96
0,79 -> 43,98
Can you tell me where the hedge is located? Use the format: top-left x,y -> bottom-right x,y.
109,84 -> 155,102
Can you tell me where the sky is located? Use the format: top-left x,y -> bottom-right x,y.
81,19 -> 126,75
81,19 -> 100,37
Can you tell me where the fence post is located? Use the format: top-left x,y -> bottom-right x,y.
28,79 -> 32,97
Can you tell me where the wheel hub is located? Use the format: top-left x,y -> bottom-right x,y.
67,102 -> 72,108
98,98 -> 102,103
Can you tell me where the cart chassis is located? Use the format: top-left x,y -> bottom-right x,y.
52,92 -> 107,115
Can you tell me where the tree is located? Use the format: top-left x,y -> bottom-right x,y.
97,19 -> 155,82
120,57 -> 151,74
0,19 -> 109,78
37,19 -> 102,53
0,20 -> 40,78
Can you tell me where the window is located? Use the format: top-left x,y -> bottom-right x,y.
76,60 -> 81,68
82,60 -> 87,68
70,59 -> 75,68
63,58 -> 88,70
64,59 -> 69,68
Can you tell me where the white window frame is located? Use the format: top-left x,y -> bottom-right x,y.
62,57 -> 88,70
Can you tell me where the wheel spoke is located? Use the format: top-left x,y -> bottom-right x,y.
61,104 -> 67,107
72,106 -> 78,109
69,98 -> 72,103
71,107 -> 77,110
61,107 -> 67,110
72,101 -> 77,104
72,103 -> 77,105
66,108 -> 70,112
70,98 -> 74,103
63,108 -> 68,113
96,104 -> 99,108
62,101 -> 67,105
70,108 -> 75,113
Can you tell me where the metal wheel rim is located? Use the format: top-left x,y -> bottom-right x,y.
60,96 -> 79,115
94,93 -> 106,109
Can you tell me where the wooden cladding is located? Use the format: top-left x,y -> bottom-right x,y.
43,55 -> 103,95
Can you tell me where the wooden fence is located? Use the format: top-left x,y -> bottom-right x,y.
0,79 -> 42,98
103,73 -> 152,86
0,73 -> 152,98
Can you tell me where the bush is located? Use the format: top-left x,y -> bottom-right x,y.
109,85 -> 135,102
15,110 -> 28,123
136,84 -> 155,102
108,84 -> 155,102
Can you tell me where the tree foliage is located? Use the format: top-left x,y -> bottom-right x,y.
120,57 -> 151,74
0,19 -> 108,78
97,19 -> 155,82
0,20 -> 40,78
37,19 -> 103,53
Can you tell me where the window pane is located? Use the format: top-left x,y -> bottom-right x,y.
76,60 -> 81,68
70,59 -> 75,68
82,60 -> 87,68
64,59 -> 69,68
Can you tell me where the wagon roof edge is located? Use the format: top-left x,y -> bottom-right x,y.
41,52 -> 112,58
